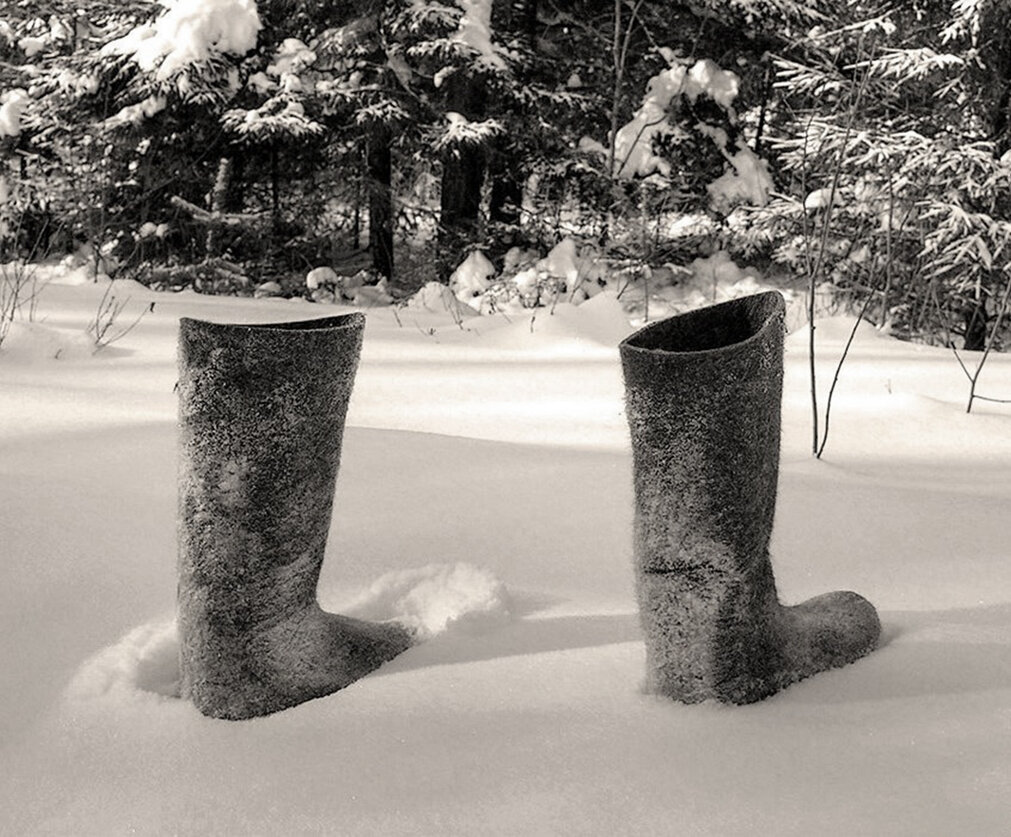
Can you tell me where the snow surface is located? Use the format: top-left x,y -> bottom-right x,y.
1,275 -> 1011,834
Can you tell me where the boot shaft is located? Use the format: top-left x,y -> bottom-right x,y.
619,292 -> 786,575
177,314 -> 365,627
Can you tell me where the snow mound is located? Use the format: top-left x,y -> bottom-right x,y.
406,281 -> 479,318
65,619 -> 180,706
0,321 -> 96,361
449,251 -> 495,304
788,315 -> 889,347
480,291 -> 634,349
342,563 -> 512,640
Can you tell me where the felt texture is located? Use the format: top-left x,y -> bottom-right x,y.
177,313 -> 411,720
620,291 -> 880,704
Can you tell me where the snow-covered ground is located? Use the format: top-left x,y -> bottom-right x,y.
1,274 -> 1010,835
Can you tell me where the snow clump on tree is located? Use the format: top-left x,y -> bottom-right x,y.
605,50 -> 772,211
102,0 -> 262,81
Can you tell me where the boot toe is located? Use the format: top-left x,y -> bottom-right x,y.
782,590 -> 881,674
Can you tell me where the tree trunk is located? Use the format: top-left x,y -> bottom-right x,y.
487,0 -> 536,249
206,157 -> 232,257
439,72 -> 486,280
964,300 -> 989,352
367,123 -> 394,280
488,146 -> 523,228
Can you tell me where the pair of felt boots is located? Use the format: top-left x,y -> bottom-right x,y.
177,291 -> 880,720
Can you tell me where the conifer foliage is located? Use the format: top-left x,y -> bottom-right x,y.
1,0 -> 1010,351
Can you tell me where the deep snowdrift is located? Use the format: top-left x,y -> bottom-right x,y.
1,276 -> 1009,835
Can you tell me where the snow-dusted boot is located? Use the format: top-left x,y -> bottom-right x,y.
619,291 -> 879,703
177,313 -> 411,720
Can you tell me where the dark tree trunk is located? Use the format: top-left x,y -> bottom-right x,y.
225,153 -> 245,213
367,123 -> 394,279
964,300 -> 989,352
270,144 -> 281,234
486,0 -> 536,249
439,72 -> 486,280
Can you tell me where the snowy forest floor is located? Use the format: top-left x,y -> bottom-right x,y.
1,274 -> 1010,835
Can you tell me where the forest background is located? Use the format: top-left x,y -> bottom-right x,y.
3,0 -> 1011,354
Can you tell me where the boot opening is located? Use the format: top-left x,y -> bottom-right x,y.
622,291 -> 784,354
181,313 -> 365,335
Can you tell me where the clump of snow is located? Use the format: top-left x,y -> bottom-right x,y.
450,250 -> 496,304
56,69 -> 100,96
682,59 -> 740,113
342,563 -> 512,639
17,36 -> 47,57
537,238 -> 580,286
578,135 -> 608,157
689,250 -> 764,297
305,266 -> 339,291
267,38 -> 316,77
136,221 -> 170,240
102,0 -> 262,81
450,0 -> 507,73
611,56 -> 745,181
349,280 -> 394,307
0,88 -> 29,137
706,141 -> 774,211
65,619 -> 180,706
104,95 -> 167,129
804,186 -> 842,212
406,281 -> 479,318
612,63 -> 687,179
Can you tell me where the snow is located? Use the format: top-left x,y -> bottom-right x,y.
536,237 -> 580,285
102,0 -> 262,81
0,88 -> 29,137
451,0 -> 507,73
804,186 -> 842,212
104,95 -> 167,128
1,273 -> 1011,833
611,57 -> 745,182
449,249 -> 496,303
683,58 -> 740,112
612,63 -> 686,179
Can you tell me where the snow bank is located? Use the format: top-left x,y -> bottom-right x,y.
0,321 -> 96,362
458,291 -> 634,354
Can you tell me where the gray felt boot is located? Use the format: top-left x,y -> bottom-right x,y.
620,291 -> 880,704
177,313 -> 411,720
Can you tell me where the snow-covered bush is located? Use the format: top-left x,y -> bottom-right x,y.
735,2 -> 1011,351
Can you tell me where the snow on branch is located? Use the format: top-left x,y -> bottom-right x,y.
101,0 -> 261,81
169,195 -> 267,227
104,95 -> 167,129
434,111 -> 503,150
450,0 -> 508,74
222,96 -> 324,140
848,48 -> 965,82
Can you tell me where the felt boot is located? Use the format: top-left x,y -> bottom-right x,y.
619,291 -> 880,703
177,313 -> 411,719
